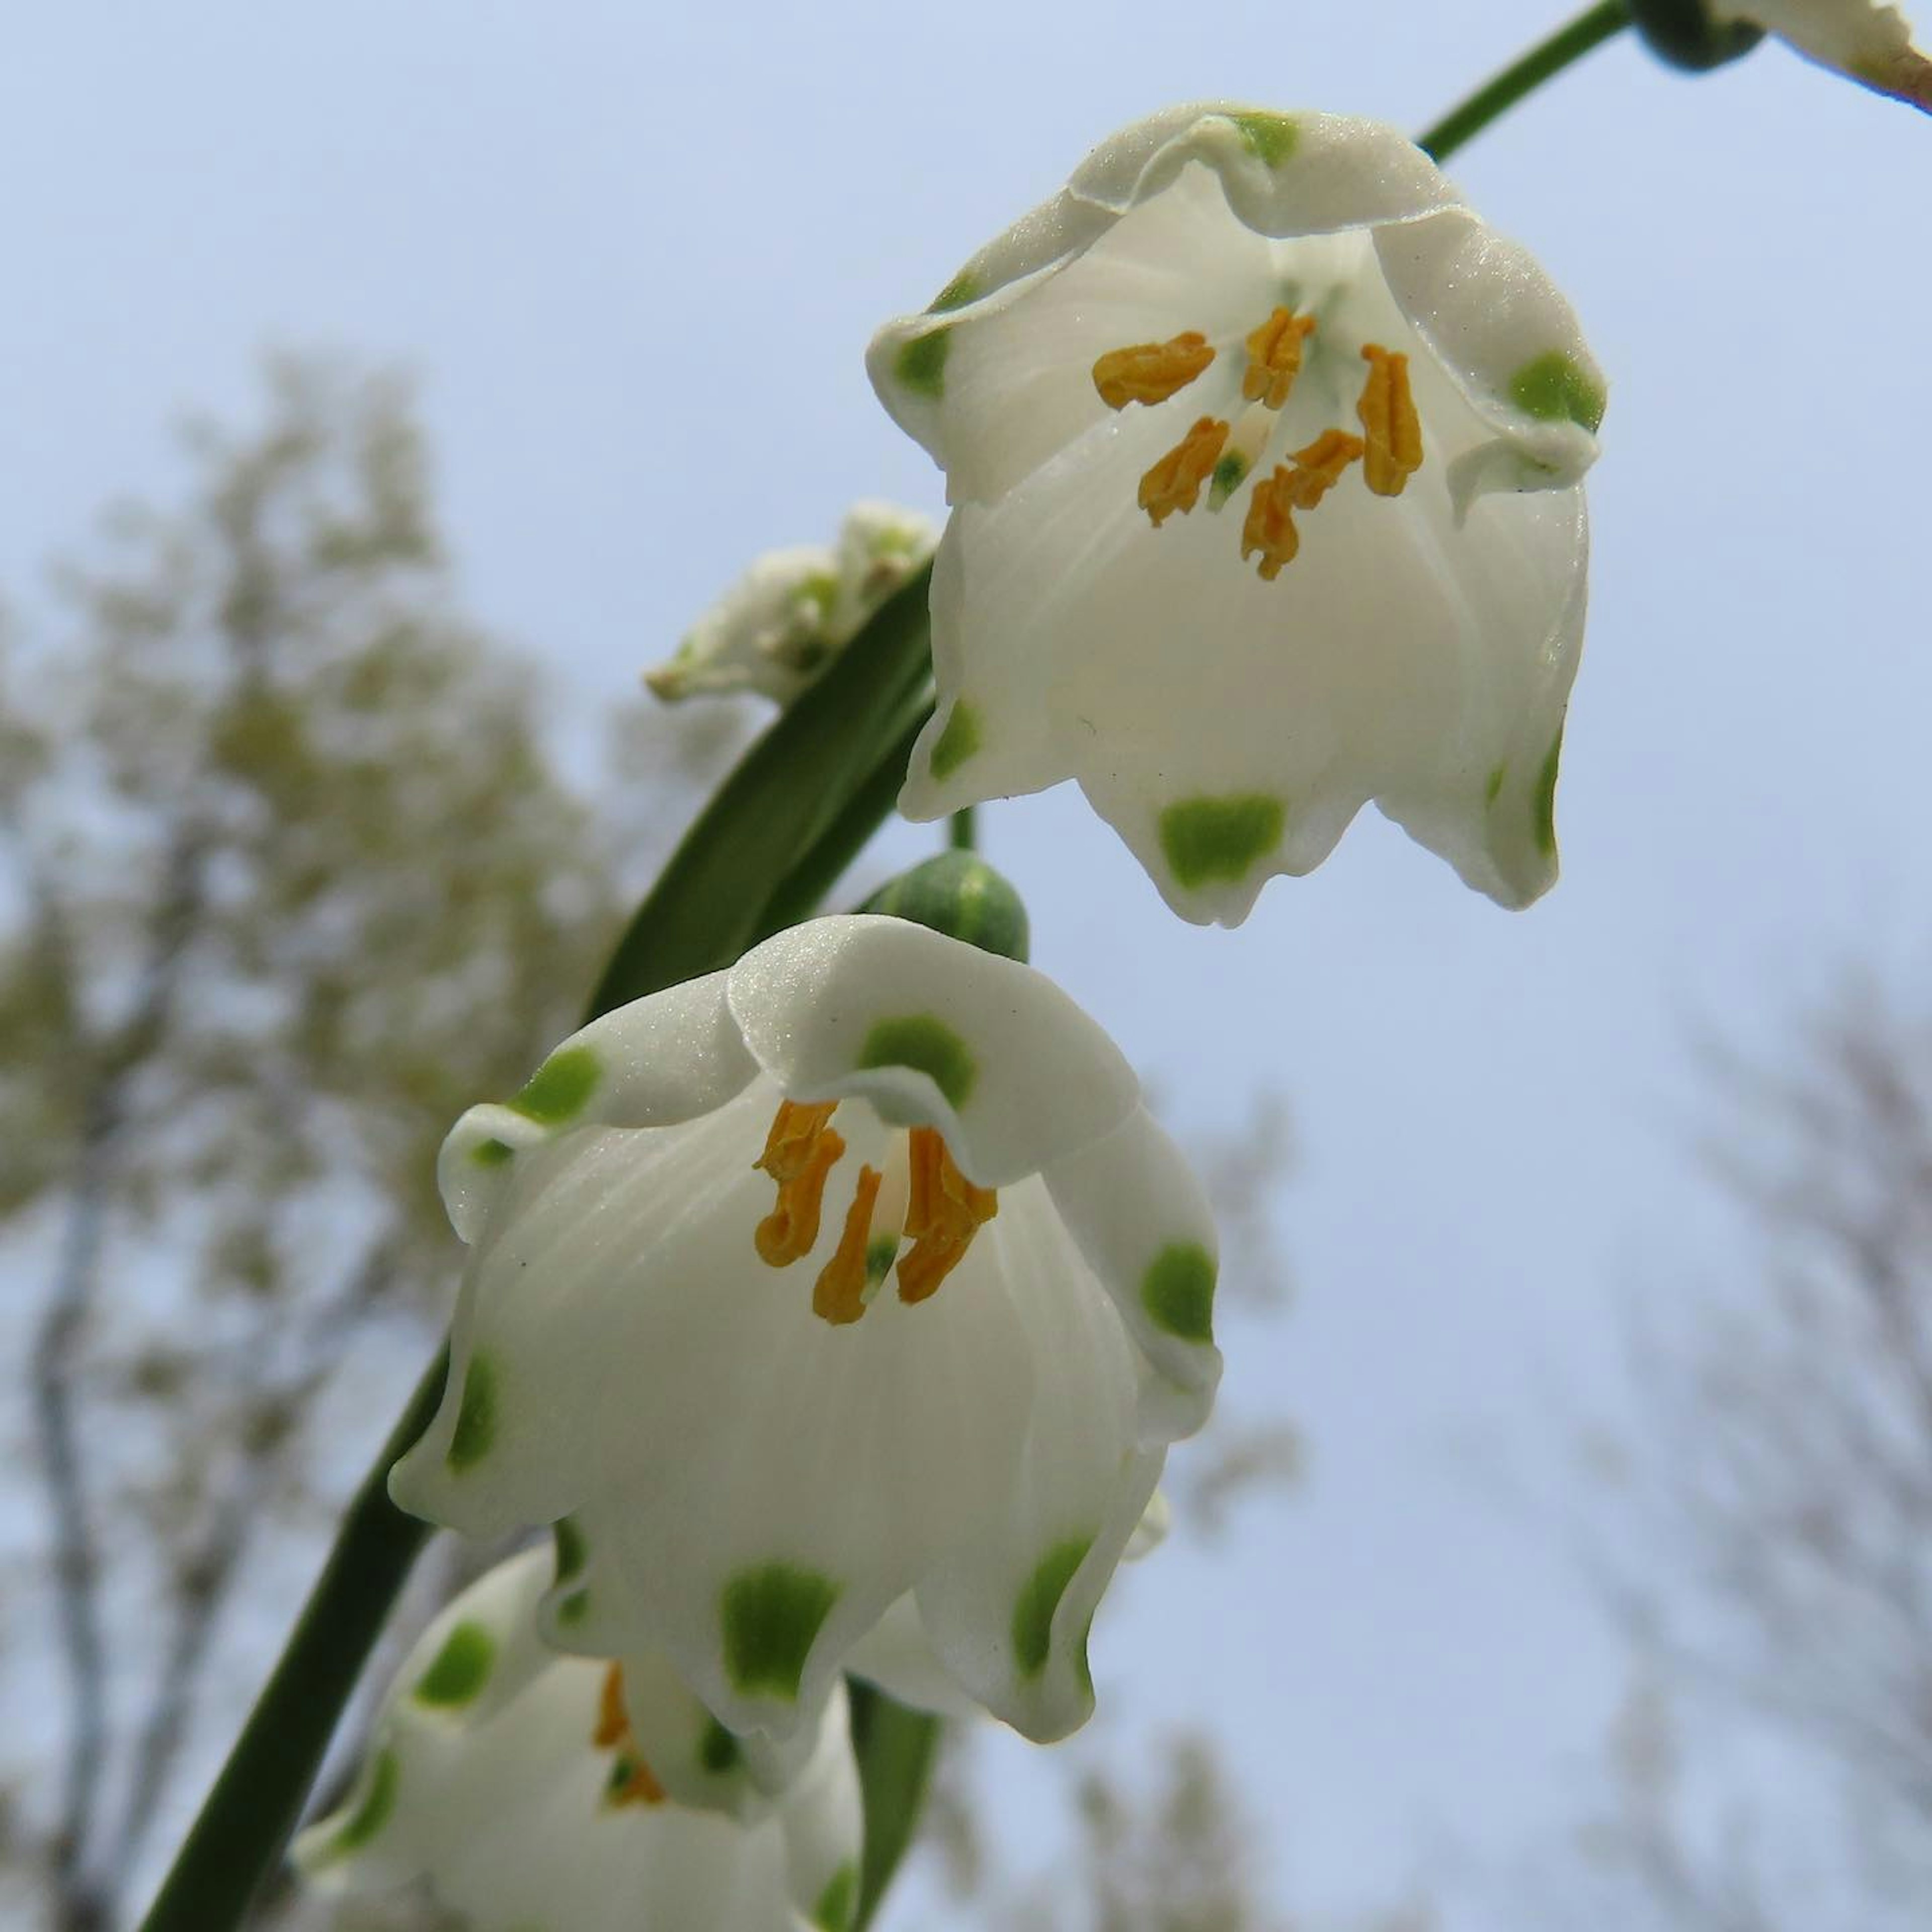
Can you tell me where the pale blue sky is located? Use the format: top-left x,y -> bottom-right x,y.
4,3 -> 1928,1923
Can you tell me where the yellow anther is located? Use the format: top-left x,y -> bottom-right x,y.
814,1164 -> 883,1327
595,1664 -> 667,1807
1138,417 -> 1230,528
1242,308 -> 1318,410
754,1100 -> 845,1267
1356,345 -> 1423,496
1240,469 -> 1300,582
1092,331 -> 1216,410
1279,428 -> 1364,510
896,1127 -> 998,1306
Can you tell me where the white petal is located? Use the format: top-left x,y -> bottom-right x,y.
909,1180 -> 1163,1742
646,544 -> 842,705
438,968 -> 756,1245
869,105 -> 1459,497
901,370 -> 1589,922
726,915 -> 1139,1187
843,1593 -> 987,1721
1042,1103 -> 1223,1440
1729,0 -> 1932,105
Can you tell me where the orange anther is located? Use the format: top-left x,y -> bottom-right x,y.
1092,331 -> 1216,410
754,1100 -> 845,1267
896,1127 -> 998,1306
814,1164 -> 883,1327
1138,417 -> 1230,528
1355,345 -> 1423,496
594,1664 -> 668,1807
1242,308 -> 1317,410
1279,429 -> 1364,510
1240,469 -> 1300,582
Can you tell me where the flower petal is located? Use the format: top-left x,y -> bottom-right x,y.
439,967 -> 757,1245
1732,0 -> 1932,106
869,105 -> 1460,504
726,915 -> 1139,1186
1042,1102 -> 1223,1440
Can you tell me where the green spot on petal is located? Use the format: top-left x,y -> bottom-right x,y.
1012,1536 -> 1094,1680
896,329 -> 951,400
411,1620 -> 496,1708
1533,727 -> 1565,860
1230,111 -> 1299,168
553,1516 -> 588,1583
929,270 -> 979,314
699,1717 -> 743,1776
857,1014 -> 978,1111
1159,794 -> 1285,891
1507,351 -> 1606,434
720,1563 -> 840,1702
814,1862 -> 860,1932
507,1046 -> 601,1125
1141,1242 -> 1217,1343
471,1136 -> 515,1167
928,700 -> 981,781
865,1235 -> 900,1284
333,1747 -> 398,1854
1485,764 -> 1506,807
445,1354 -> 499,1473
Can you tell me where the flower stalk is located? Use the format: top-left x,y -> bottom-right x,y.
1417,1 -> 1632,162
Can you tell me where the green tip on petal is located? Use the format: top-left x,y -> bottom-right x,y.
1141,1243 -> 1217,1343
929,270 -> 980,314
1533,726 -> 1565,861
814,1862 -> 860,1932
1159,794 -> 1285,892
471,1136 -> 515,1167
1012,1537 -> 1095,1680
860,852 -> 1030,964
1508,351 -> 1606,434
720,1563 -> 841,1701
445,1353 -> 500,1473
698,1716 -> 743,1776
896,328 -> 952,400
927,699 -> 982,782
857,1012 -> 979,1110
412,1621 -> 497,1708
326,1747 -> 399,1858
507,1046 -> 602,1124
1229,110 -> 1299,167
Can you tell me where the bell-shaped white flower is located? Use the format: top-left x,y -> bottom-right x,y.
867,104 -> 1604,925
390,914 -> 1221,1747
292,1550 -> 863,1932
646,501 -> 938,705
1725,0 -> 1931,105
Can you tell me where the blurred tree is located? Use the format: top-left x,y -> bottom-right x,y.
1531,974 -> 1932,1932
0,360 -> 635,1930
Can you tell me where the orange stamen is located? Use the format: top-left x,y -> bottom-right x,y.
754,1100 -> 845,1266
814,1164 -> 883,1327
1092,331 -> 1216,410
896,1128 -> 998,1306
595,1664 -> 667,1807
1279,428 -> 1364,509
1240,469 -> 1300,582
1356,345 -> 1423,496
1138,417 -> 1230,528
1242,308 -> 1318,411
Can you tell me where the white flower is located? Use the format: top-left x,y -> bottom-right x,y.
390,914 -> 1221,1747
867,104 -> 1605,925
292,1550 -> 862,1932
646,501 -> 938,705
1724,0 -> 1931,105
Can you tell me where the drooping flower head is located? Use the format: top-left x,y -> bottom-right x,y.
1630,0 -> 1931,107
390,914 -> 1221,1748
646,501 -> 937,706
868,105 -> 1605,925
293,1550 -> 862,1932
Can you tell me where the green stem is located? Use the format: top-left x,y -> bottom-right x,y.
137,1349 -> 448,1932
1417,1 -> 1629,162
948,806 -> 977,853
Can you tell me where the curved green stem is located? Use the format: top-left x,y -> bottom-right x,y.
1417,1 -> 1630,162
137,1349 -> 447,1931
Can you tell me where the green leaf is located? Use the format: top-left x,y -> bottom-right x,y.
585,568 -> 933,1022
848,1681 -> 944,1930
